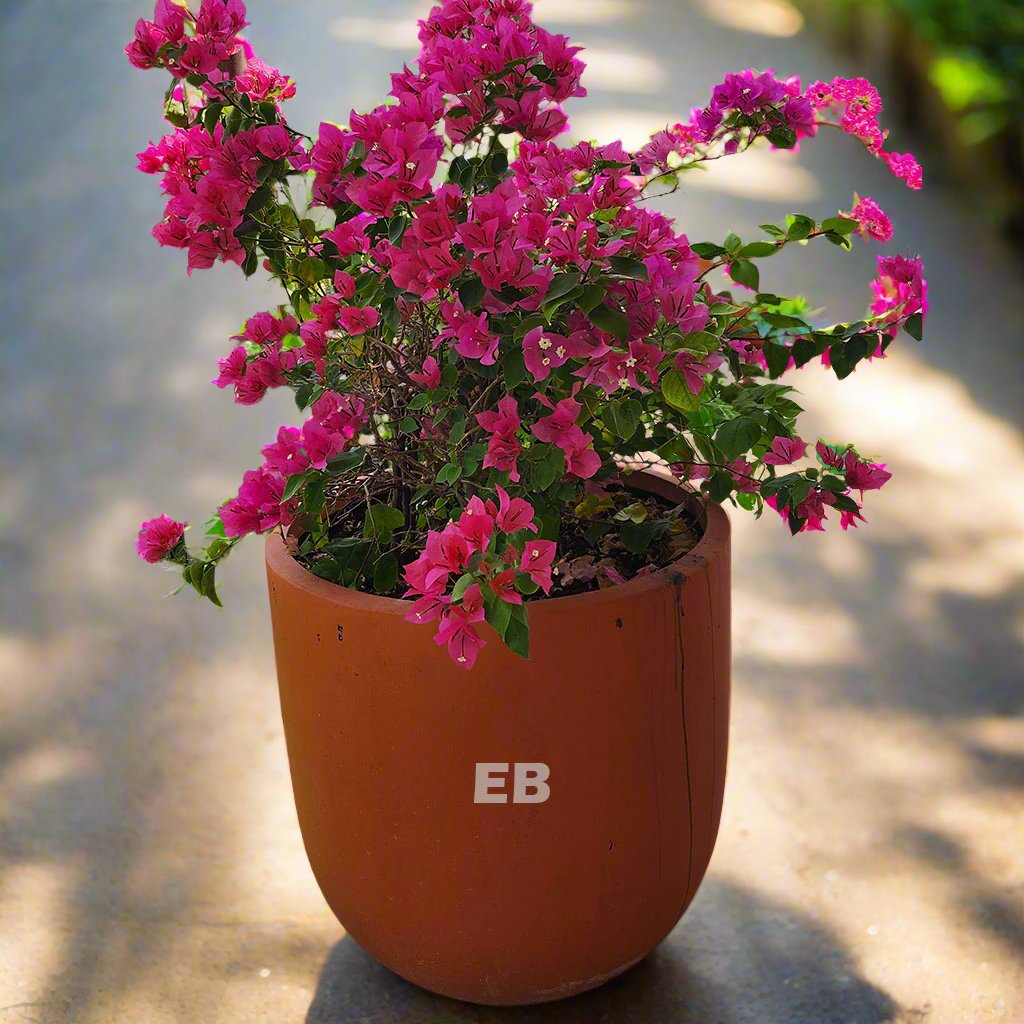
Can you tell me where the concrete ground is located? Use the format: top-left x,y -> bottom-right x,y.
1,0 -> 1022,1021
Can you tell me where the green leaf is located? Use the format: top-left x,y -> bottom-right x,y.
451,573 -> 476,602
530,446 -> 565,490
325,447 -> 366,474
588,301 -> 630,339
458,276 -> 486,308
504,604 -> 531,659
821,216 -> 859,235
680,330 -> 720,355
904,312 -> 923,341
766,125 -> 797,149
761,312 -> 809,330
372,553 -> 400,594
607,256 -> 649,280
363,504 -> 405,544
728,260 -> 760,291
715,416 -> 760,460
204,514 -> 226,538
436,462 -> 462,485
203,103 -> 224,135
723,232 -> 742,254
692,242 -> 725,259
578,282 -> 606,313
449,407 -> 467,444
279,332 -> 303,352
545,271 -> 582,302
281,471 -> 310,502
484,591 -> 513,638
738,241 -> 777,258
661,368 -> 701,412
786,215 -> 815,241
298,256 -> 327,285
764,340 -> 792,379
501,347 -> 527,390
604,399 -> 642,440
620,520 -> 662,554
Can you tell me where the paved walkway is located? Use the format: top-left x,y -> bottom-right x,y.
1,1 -> 1021,1022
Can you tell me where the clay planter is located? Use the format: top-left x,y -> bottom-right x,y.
265,472 -> 730,1005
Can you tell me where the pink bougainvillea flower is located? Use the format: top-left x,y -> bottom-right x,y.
847,196 -> 893,243
728,458 -> 759,494
884,151 -> 923,190
762,435 -> 807,466
220,466 -> 292,537
434,584 -> 487,668
477,396 -> 522,480
565,444 -> 600,479
136,515 -> 187,563
457,496 -> 495,553
522,327 -> 573,382
490,568 -> 523,605
494,486 -> 538,534
674,351 -> 723,395
843,451 -> 892,495
409,355 -> 442,389
519,539 -> 558,594
261,425 -> 310,478
816,440 -> 846,469
531,396 -> 586,451
337,306 -> 380,335
333,270 -> 356,300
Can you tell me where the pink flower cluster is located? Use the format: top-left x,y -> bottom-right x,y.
212,309 -> 299,404
694,67 -> 812,144
764,440 -> 892,533
847,196 -> 894,243
136,514 -> 187,563
805,77 -> 923,189
870,254 -> 928,322
403,488 -> 555,668
137,115 -> 304,274
218,390 -> 366,537
130,1 -> 300,275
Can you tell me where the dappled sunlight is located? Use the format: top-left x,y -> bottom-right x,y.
716,689 -> 1024,1013
569,107 -> 682,150
682,146 -> 821,201
794,348 -> 1024,605
736,594 -> 862,667
695,0 -> 804,38
329,15 -> 420,51
0,862 -> 72,1009
582,47 -> 667,93
534,0 -> 637,24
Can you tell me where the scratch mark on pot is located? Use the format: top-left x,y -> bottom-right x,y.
337,625 -> 344,643
614,617 -> 623,629
315,632 -> 321,645
705,568 -> 718,847
674,577 -> 695,905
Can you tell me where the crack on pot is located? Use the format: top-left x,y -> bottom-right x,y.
705,569 -> 718,850
674,577 -> 695,906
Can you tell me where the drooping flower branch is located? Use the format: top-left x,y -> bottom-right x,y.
130,0 -> 926,667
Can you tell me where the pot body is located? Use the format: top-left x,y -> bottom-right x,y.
265,474 -> 730,1005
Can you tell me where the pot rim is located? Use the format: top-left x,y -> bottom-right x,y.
265,468 -> 730,617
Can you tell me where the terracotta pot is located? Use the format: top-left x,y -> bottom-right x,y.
265,471 -> 730,1005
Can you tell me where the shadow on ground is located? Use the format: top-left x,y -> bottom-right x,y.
305,880 -> 899,1024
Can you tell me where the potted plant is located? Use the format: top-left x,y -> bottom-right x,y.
129,0 -> 925,1006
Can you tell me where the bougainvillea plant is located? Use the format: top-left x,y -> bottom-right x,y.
131,0 -> 926,668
